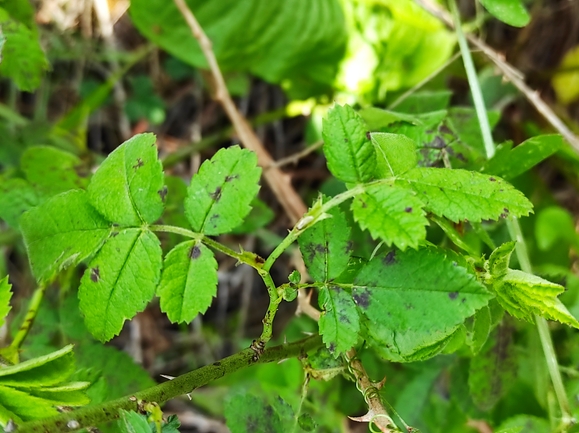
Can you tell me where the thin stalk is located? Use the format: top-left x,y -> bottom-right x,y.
450,0 -> 572,423
11,283 -> 47,352
15,336 -> 323,433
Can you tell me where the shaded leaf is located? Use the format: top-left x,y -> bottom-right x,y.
20,190 -> 111,281
298,204 -> 351,282
0,277 -> 12,329
482,135 -> 563,180
0,8 -> 48,91
351,183 -> 427,250
322,104 -> 376,184
398,168 -> 532,222
158,241 -> 218,324
225,391 -> 294,433
130,0 -> 347,98
468,324 -> 517,410
351,248 -> 492,361
318,285 -> 359,356
480,0 -> 530,27
185,146 -> 261,235
0,177 -> 41,228
371,132 -> 417,177
79,228 -> 162,341
88,133 -> 165,226
21,146 -> 88,196
118,410 -> 151,433
464,306 -> 491,355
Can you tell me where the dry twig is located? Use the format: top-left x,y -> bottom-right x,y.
415,0 -> 579,153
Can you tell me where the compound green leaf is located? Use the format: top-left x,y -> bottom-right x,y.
468,324 -> 517,410
0,277 -> 12,329
79,228 -> 162,341
130,0 -> 346,98
351,248 -> 492,360
185,146 -> 261,235
318,285 -> 359,356
480,0 -> 530,28
0,8 -> 48,92
88,133 -> 165,226
158,241 -> 218,324
0,177 -> 41,228
298,205 -> 351,282
482,135 -> 563,180
398,168 -> 532,222
371,132 -> 417,177
23,382 -> 90,406
351,184 -> 427,250
20,190 -> 111,282
488,242 -> 579,327
21,146 -> 88,196
118,410 -> 151,433
322,104 -> 376,184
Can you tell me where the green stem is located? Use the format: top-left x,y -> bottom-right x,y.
14,335 -> 323,433
451,0 -> 572,423
256,272 -> 282,345
149,225 -> 264,270
11,283 -> 47,352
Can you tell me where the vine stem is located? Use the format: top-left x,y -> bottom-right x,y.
449,0 -> 572,424
10,283 -> 47,354
14,336 -> 323,433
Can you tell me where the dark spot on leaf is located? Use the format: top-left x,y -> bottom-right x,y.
338,312 -> 351,324
461,298 -> 466,303
382,251 -> 396,265
315,244 -> 328,254
438,124 -> 453,134
405,207 -> 412,213
344,138 -> 348,143
158,186 -> 168,202
452,261 -> 457,266
430,136 -> 446,149
328,342 -> 336,353
366,131 -> 371,140
90,267 -> 100,283
345,240 -> 354,253
132,158 -> 144,170
360,200 -> 367,209
225,174 -> 239,182
353,290 -> 370,309
456,153 -> 466,161
189,245 -> 201,260
490,177 -> 496,182
448,291 -> 458,300
112,223 -> 119,227
210,186 -> 222,202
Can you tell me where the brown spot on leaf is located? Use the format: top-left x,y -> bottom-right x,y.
382,251 -> 396,265
353,290 -> 370,309
189,245 -> 201,259
158,186 -> 168,202
90,267 -> 100,283
210,187 -> 222,202
132,158 -> 144,170
366,131 -> 371,140
448,291 -> 458,300
490,177 -> 496,182
405,207 -> 412,213
344,138 -> 348,143
328,342 -> 336,353
225,174 -> 239,182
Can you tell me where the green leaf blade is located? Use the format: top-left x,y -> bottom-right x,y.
322,104 -> 376,184
184,146 -> 261,235
20,190 -> 111,282
158,241 -> 218,324
0,277 -> 12,329
351,184 -> 427,250
88,133 -> 165,226
79,228 -> 162,341
318,285 -> 359,356
398,168 -> 533,222
298,205 -> 351,282
480,0 -> 530,27
352,248 -> 492,360
371,132 -> 417,177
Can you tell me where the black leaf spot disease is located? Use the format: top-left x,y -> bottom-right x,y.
353,290 -> 370,309
405,207 -> 412,213
90,267 -> 100,283
225,174 -> 239,182
132,158 -> 144,170
158,186 -> 168,202
382,251 -> 396,265
448,291 -> 458,300
189,245 -> 201,260
210,187 -> 222,202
